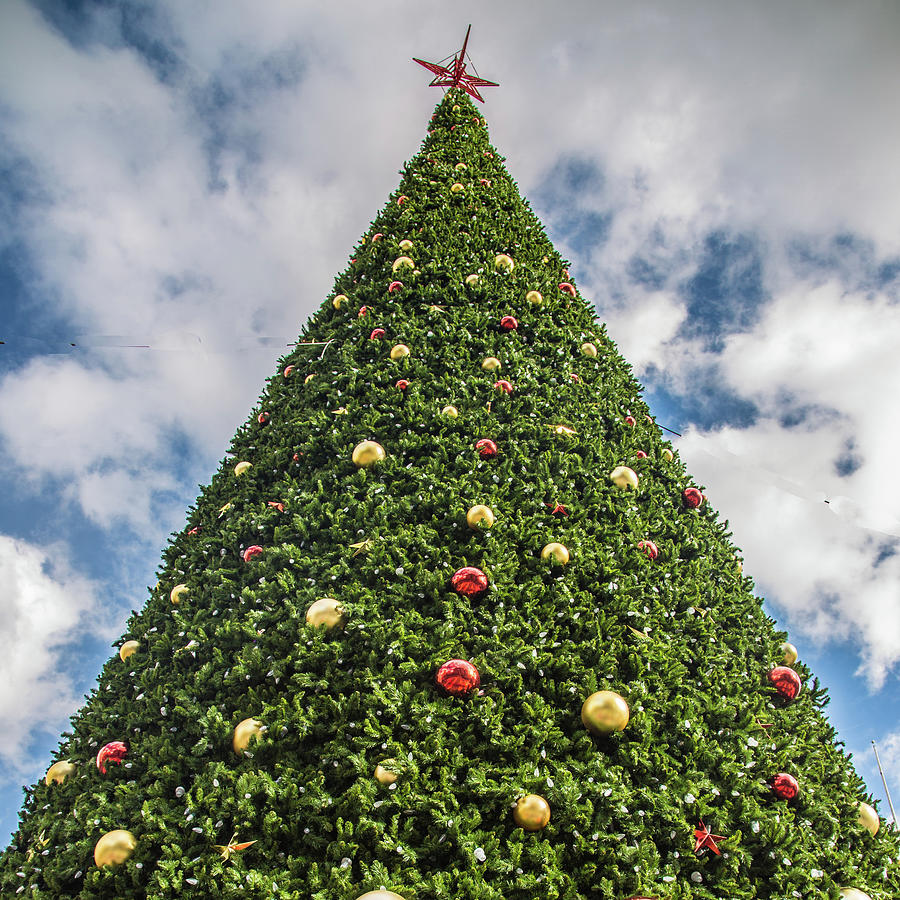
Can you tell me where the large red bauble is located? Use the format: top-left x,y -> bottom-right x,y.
450,566 -> 489,598
370,328 -> 386,340
683,487 -> 704,508
500,316 -> 518,331
96,741 -> 127,774
436,659 -> 480,696
475,439 -> 498,459
243,545 -> 264,562
494,380 -> 514,394
396,380 -> 409,391
257,412 -> 270,425
638,540 -> 659,560
771,772 -> 799,800
768,666 -> 802,700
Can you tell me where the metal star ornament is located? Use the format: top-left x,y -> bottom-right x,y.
693,821 -> 725,856
413,25 -> 498,103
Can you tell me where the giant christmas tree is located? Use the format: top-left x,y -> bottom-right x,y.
1,54 -> 896,900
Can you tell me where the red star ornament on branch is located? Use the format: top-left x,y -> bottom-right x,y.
413,25 -> 499,103
693,821 -> 725,856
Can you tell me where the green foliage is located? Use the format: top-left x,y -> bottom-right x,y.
2,89 -> 897,899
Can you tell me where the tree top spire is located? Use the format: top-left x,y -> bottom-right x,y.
413,25 -> 499,103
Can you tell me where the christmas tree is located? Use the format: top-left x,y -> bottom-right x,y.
1,69 -> 896,900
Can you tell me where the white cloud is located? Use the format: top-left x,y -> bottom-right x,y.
0,536 -> 110,772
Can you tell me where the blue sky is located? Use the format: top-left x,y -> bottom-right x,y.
2,0 -> 900,845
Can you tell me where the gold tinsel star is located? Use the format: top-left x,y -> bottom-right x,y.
550,424 -> 577,436
214,833 -> 257,862
331,407 -> 348,415
428,305 -> 446,313
350,538 -> 374,557
26,830 -> 48,862
218,502 -> 233,517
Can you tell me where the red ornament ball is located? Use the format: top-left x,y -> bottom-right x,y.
436,659 -> 480,696
358,306 -> 370,318
768,666 -> 802,700
450,566 -> 489,598
771,772 -> 800,800
370,328 -> 386,340
396,379 -> 409,391
283,365 -> 294,378
475,439 -> 498,459
559,282 -> 576,297
494,380 -> 514,395
243,545 -> 264,562
624,415 -> 636,427
683,487 -> 704,508
388,281 -> 403,293
635,450 -> 647,459
257,412 -> 270,425
96,741 -> 127,774
500,316 -> 518,331
638,539 -> 659,560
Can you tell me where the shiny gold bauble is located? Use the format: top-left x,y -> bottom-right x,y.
465,274 -> 480,285
441,405 -> 459,418
45,760 -> 76,786
609,466 -> 639,490
525,290 -> 543,305
581,690 -> 630,735
481,357 -> 501,372
306,597 -> 345,630
512,793 -> 551,831
374,761 -> 400,785
580,342 -> 598,357
119,640 -> 139,662
232,717 -> 265,754
355,891 -> 405,900
858,801 -> 879,835
390,344 -> 411,361
392,256 -> 414,273
398,239 -> 413,251
234,460 -> 252,477
494,253 -> 514,273
839,890 -> 873,900
170,583 -> 189,605
93,829 -> 136,867
332,294 -> 348,309
352,440 -> 386,468
450,182 -> 464,193
466,505 -> 495,530
662,448 -> 674,462
780,642 -> 799,665
541,543 -> 570,565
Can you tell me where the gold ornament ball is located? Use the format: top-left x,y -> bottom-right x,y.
465,274 -> 480,285
581,342 -> 598,357
858,801 -> 879,835
839,890 -> 873,900
581,690 -> 630,735
451,182 -> 465,193
525,290 -> 543,305
494,253 -> 514,273
332,293 -> 348,309
93,829 -> 137,867
481,356 -> 501,372
390,344 -> 411,361
234,460 -> 252,476
355,892 -> 405,900
398,239 -> 414,251
374,761 -> 400,785
513,794 -> 551,831
441,405 -> 459,418
466,505 -> 495,530
609,466 -> 639,490
780,641 -> 799,665
119,640 -> 139,662
306,597 -> 345,630
541,543 -> 570,566
233,717 -> 265,755
662,448 -> 674,462
170,583 -> 189,605
352,440 -> 386,468
392,256 -> 414,273
45,760 -> 76,786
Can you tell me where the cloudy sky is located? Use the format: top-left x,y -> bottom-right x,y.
1,0 -> 899,843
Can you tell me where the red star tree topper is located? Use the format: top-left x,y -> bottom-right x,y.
413,25 -> 499,103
